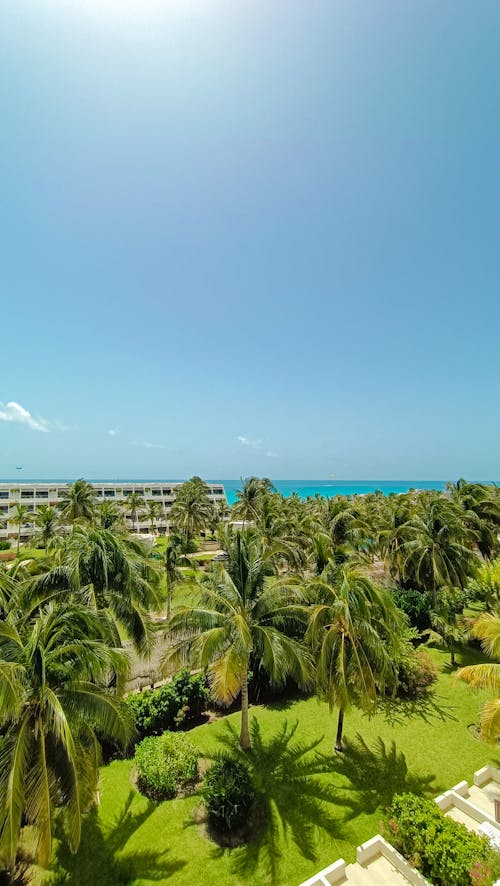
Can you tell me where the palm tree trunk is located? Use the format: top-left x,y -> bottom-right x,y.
335,708 -> 344,752
239,666 -> 251,750
17,526 -> 20,555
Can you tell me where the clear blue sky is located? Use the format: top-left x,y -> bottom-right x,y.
1,0 -> 499,481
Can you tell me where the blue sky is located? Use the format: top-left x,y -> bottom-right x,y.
1,0 -> 499,481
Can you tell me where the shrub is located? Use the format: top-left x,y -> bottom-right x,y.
397,649 -> 437,699
0,541 -> 10,551
126,670 -> 209,738
201,755 -> 255,833
392,587 -> 433,631
386,793 -> 495,885
134,732 -> 199,800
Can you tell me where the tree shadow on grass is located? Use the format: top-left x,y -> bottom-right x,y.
329,734 -> 437,818
375,689 -> 457,728
47,791 -> 186,885
196,718 -> 342,885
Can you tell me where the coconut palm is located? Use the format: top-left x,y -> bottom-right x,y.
457,612 -> 500,741
164,527 -> 311,749
57,479 -> 97,524
207,500 -> 229,539
449,479 -> 500,559
7,504 -> 31,555
305,563 -> 406,751
143,500 -> 164,536
423,586 -> 468,666
391,496 -> 476,598
123,492 -> 145,533
94,500 -> 126,533
164,537 -> 184,620
27,525 -> 162,656
0,601 -> 132,869
33,505 -> 61,549
169,478 -> 212,543
232,477 -> 274,524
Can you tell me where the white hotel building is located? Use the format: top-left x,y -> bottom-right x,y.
0,481 -> 227,543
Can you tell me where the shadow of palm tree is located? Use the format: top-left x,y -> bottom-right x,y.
47,791 -> 185,885
375,689 -> 457,727
330,734 -> 437,817
205,718 -> 341,884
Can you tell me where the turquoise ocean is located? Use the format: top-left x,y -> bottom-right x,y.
219,480 -> 451,506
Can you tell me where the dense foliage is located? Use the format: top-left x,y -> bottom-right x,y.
126,670 -> 209,738
201,755 -> 255,833
386,794 -> 498,886
134,732 -> 199,800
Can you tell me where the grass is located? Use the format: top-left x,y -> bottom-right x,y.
44,646 -> 498,886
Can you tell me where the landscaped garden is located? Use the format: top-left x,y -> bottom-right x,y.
2,477 -> 500,886
43,646 -> 495,886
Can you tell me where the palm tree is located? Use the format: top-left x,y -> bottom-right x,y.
164,527 -> 311,749
164,537 -> 184,620
169,478 -> 212,543
449,479 -> 500,559
390,496 -> 476,598
33,505 -> 61,549
457,612 -> 500,741
207,500 -> 229,539
123,491 -> 145,533
143,500 -> 164,536
306,563 -> 406,751
94,500 -> 126,533
28,525 -> 162,656
232,477 -> 274,524
7,504 -> 30,555
423,586 -> 467,666
0,601 -> 133,868
57,479 -> 97,524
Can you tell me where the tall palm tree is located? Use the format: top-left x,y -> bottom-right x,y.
0,601 -> 132,868
164,528 -> 311,749
143,500 -> 164,536
457,612 -> 500,741
232,477 -> 274,524
33,505 -> 61,549
27,525 -> 162,656
123,492 -> 144,533
306,563 -> 406,751
388,496 -> 476,598
169,479 -> 212,543
57,479 -> 97,524
7,504 -> 30,555
423,586 -> 467,666
207,500 -> 229,539
94,500 -> 126,533
449,479 -> 500,559
164,537 -> 184,620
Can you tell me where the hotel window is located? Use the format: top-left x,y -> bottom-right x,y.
104,490 -> 115,497
35,491 -> 48,499
152,489 -> 162,496
94,489 -> 103,497
123,489 -> 133,496
0,492 -> 8,499
21,490 -> 34,499
162,489 -> 172,496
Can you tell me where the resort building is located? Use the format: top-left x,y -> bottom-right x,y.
0,481 -> 227,543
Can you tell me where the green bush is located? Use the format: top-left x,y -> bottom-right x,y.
126,670 -> 209,738
134,732 -> 199,800
0,541 -> 10,551
397,649 -> 437,698
386,794 -> 496,885
392,587 -> 433,631
201,755 -> 255,833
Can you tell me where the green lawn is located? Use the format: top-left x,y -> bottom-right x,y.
45,647 -> 498,886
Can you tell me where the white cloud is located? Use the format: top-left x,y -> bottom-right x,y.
128,440 -> 164,449
238,435 -> 263,450
266,451 -> 279,458
108,429 -> 118,436
0,401 -> 49,433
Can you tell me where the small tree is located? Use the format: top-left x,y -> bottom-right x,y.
7,504 -> 30,555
